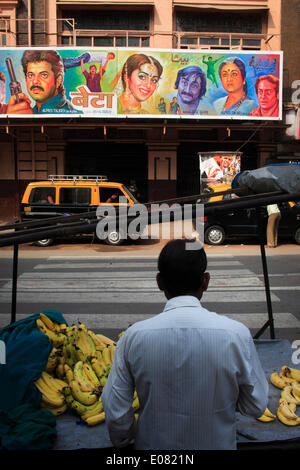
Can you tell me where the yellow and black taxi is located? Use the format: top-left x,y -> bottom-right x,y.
20,175 -> 138,246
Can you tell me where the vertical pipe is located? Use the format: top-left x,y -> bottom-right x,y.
28,0 -> 32,46
256,207 -> 275,339
11,243 -> 19,324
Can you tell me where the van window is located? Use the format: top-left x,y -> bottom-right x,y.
29,187 -> 56,204
59,187 -> 91,205
99,187 -> 128,204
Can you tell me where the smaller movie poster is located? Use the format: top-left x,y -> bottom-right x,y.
199,152 -> 242,192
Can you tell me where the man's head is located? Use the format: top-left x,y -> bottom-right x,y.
255,75 -> 279,114
175,66 -> 206,106
89,64 -> 97,76
157,239 -> 210,299
21,50 -> 65,104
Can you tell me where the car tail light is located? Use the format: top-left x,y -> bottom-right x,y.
199,216 -> 207,221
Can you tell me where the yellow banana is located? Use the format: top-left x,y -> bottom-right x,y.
102,346 -> 112,367
64,364 -> 74,385
118,330 -> 125,339
75,329 -> 96,356
85,411 -> 106,426
55,323 -> 68,333
99,375 -> 107,389
81,399 -> 104,420
63,389 -> 90,416
41,371 -> 68,394
108,344 -> 116,364
132,396 -> 140,412
35,378 -> 65,408
56,363 -> 65,379
281,385 -> 300,405
87,330 -> 106,350
292,382 -> 300,400
70,379 -> 98,406
36,318 -> 66,348
95,334 -> 115,347
73,361 -> 94,392
277,400 -> 300,424
41,401 -> 68,416
91,357 -> 106,379
39,313 -> 57,332
270,372 -> 294,389
45,347 -> 59,373
281,365 -> 300,382
257,408 -> 276,422
83,362 -> 101,389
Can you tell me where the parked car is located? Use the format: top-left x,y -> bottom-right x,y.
202,191 -> 300,245
20,175 -> 138,246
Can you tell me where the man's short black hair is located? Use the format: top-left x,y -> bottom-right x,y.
158,239 -> 207,297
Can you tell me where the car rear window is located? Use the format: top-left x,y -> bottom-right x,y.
59,187 -> 91,205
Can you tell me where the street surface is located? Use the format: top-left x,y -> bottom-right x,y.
0,236 -> 299,343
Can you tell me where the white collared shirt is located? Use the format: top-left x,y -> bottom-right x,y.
101,296 -> 269,450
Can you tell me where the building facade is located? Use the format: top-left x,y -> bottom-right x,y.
0,0 -> 294,218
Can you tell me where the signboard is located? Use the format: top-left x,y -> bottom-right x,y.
0,48 -> 282,119
199,152 -> 242,192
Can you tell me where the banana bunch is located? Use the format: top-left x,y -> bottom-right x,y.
35,313 -> 139,426
257,408 -> 276,423
277,399 -> 300,426
36,313 -> 67,348
268,365 -> 300,426
35,371 -> 68,416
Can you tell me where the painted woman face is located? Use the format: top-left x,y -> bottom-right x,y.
220,63 -> 244,94
128,63 -> 159,102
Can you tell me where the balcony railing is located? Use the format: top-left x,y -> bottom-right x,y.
59,27 -> 151,48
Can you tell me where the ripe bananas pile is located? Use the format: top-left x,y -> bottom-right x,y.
35,313 -> 139,426
257,365 -> 300,426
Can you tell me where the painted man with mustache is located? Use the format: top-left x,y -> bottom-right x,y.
168,65 -> 216,116
7,50 -> 79,114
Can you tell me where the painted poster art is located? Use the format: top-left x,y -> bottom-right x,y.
0,47 -> 283,120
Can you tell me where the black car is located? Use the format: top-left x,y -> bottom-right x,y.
202,198 -> 300,245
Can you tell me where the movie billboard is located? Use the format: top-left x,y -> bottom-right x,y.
0,48 -> 282,119
199,152 -> 242,191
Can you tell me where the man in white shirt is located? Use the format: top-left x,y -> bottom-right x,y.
101,239 -> 269,450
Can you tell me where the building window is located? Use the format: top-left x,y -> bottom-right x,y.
175,10 -> 265,50
176,11 -> 263,34
59,9 -> 151,47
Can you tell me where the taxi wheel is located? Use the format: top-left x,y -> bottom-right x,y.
35,238 -> 53,247
204,226 -> 225,245
105,230 -> 125,246
295,228 -> 300,245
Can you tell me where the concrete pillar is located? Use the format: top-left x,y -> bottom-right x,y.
148,145 -> 177,201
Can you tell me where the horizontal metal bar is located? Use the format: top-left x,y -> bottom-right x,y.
0,191 -> 299,248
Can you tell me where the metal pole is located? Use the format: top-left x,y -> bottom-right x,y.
253,207 -> 275,339
11,243 -> 19,324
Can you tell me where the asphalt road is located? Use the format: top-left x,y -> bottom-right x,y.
0,238 -> 299,344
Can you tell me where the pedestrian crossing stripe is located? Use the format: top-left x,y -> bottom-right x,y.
0,312 -> 299,331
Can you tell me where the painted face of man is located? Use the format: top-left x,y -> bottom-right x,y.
220,63 -> 244,94
257,80 -> 279,112
128,63 -> 159,103
178,73 -> 202,104
90,65 -> 97,76
26,61 -> 60,104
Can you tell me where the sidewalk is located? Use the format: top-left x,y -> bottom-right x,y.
0,237 -> 299,259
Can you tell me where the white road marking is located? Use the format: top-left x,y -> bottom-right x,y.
0,312 -> 298,330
